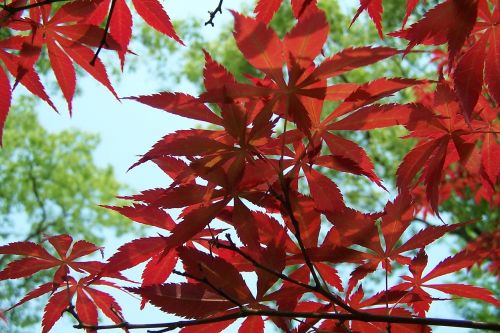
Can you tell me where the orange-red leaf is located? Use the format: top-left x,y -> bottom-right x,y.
327,103 -> 414,131
390,0 -> 478,64
485,25 -> 500,104
178,246 -> 253,304
426,284 -> 500,307
0,67 -> 10,145
132,0 -> 183,44
105,236 -> 168,273
351,0 -> 384,38
233,11 -> 284,85
111,0 -> 132,67
42,290 -> 69,333
128,283 -> 233,319
453,31 -> 487,121
239,316 -> 265,333
284,6 -> 328,68
76,288 -> 98,331
47,39 -> 76,112
254,0 -> 282,24
307,47 -> 400,82
127,92 -> 223,125
304,168 -> 344,213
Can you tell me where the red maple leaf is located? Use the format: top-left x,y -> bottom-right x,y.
0,234 -> 103,284
390,0 -> 479,67
397,82 -> 480,215
253,0 -> 318,24
393,249 -> 500,316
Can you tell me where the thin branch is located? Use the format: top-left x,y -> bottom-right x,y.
217,235 -> 358,314
64,304 -> 83,327
280,177 -> 322,288
204,0 -> 223,26
91,0 -> 117,65
0,0 -> 69,13
385,259 -> 391,333
172,268 -> 243,309
219,235 -> 312,290
73,308 -> 500,331
413,217 -> 433,227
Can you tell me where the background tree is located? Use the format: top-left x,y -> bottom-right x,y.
0,96 -> 133,331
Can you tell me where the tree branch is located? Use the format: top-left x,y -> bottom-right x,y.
72,308 -> 500,332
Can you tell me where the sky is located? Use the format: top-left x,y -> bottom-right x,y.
7,0 -> 473,332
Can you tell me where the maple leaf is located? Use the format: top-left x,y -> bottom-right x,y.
41,289 -> 70,333
110,0 -> 132,67
239,316 -> 265,332
38,276 -> 125,333
394,249 -> 500,315
0,235 -> 124,333
351,0 -> 384,38
254,0 -> 282,24
104,236 -> 169,274
0,64 -> 11,145
204,10 -> 402,136
0,36 -> 56,111
402,0 -> 421,28
126,92 -> 223,125
397,82 -> 478,214
453,5 -> 500,119
324,193 -> 473,295
178,247 -> 254,304
128,283 -> 235,319
7,0 -> 120,112
132,0 -> 183,45
390,0 -> 479,66
0,234 -> 102,284
254,0 -> 318,24
104,199 -> 229,276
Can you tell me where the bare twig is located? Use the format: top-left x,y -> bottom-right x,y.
204,0 -> 224,26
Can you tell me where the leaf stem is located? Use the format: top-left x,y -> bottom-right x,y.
91,0 -> 117,66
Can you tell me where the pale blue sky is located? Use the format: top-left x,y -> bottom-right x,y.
9,0 -> 471,332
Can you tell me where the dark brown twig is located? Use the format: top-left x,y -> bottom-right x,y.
72,308 -> 500,331
0,0 -> 69,13
204,0 -> 224,26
